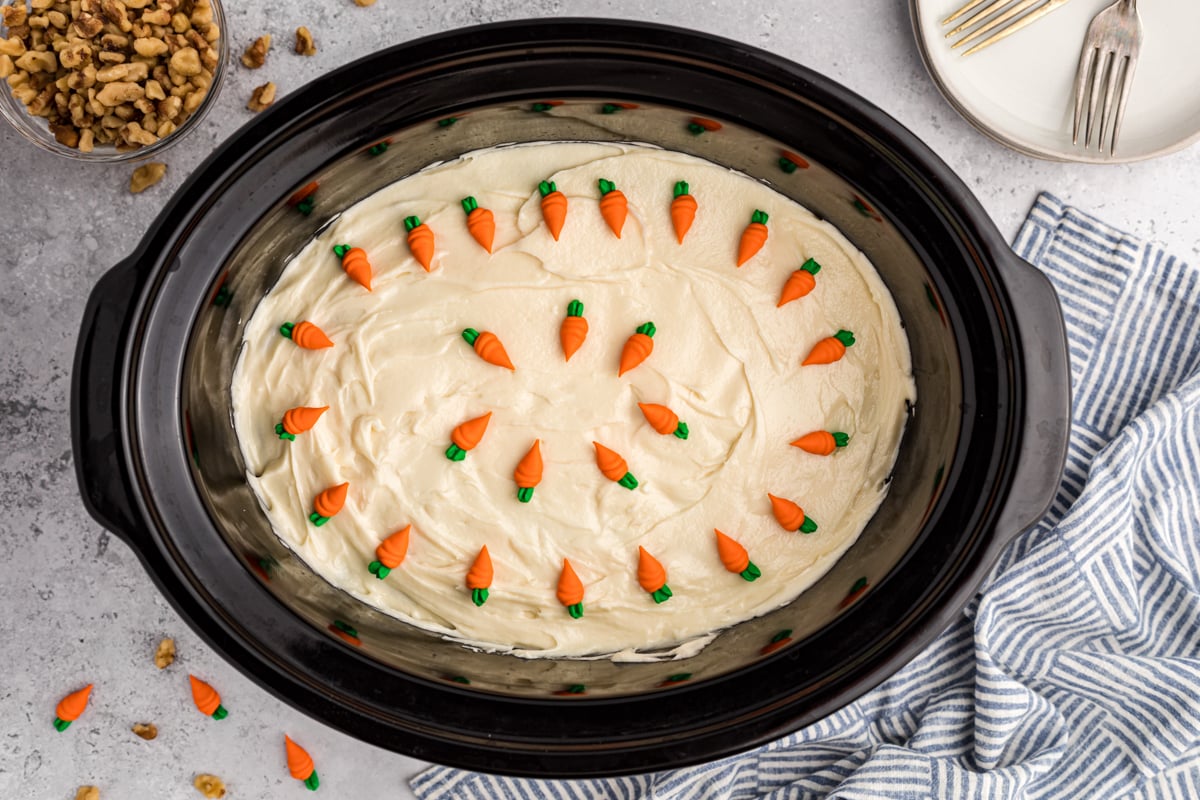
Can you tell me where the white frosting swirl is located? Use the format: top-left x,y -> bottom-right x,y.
232,142 -> 915,658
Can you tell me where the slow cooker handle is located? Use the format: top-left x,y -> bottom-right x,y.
991,254 -> 1071,548
72,255 -> 152,549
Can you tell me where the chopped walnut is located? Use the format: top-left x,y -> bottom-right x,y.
294,26 -> 315,56
75,788 -> 100,800
154,637 -> 176,668
193,774 -> 226,799
131,722 -> 158,740
240,34 -> 269,69
0,0 -> 219,151
247,80 -> 275,112
129,161 -> 166,192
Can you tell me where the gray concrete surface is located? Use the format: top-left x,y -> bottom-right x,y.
2,1 -> 1199,798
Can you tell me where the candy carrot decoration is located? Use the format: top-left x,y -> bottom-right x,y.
715,529 -> 761,582
368,525 -> 410,579
637,402 -> 689,440
593,442 -> 638,489
466,545 -> 493,606
53,685 -> 92,731
462,328 -> 515,370
597,178 -> 628,237
276,405 -> 328,441
802,330 -> 856,365
670,181 -> 697,244
791,430 -> 849,455
777,258 -> 822,307
404,215 -> 435,271
333,244 -> 372,291
736,209 -> 769,267
279,321 -> 333,349
637,546 -> 672,604
446,411 -> 492,461
309,482 -> 348,526
618,322 -> 655,376
767,493 -> 818,533
560,299 -> 589,361
539,180 -> 568,240
513,439 -> 543,503
557,558 -> 585,618
462,196 -> 495,253
285,735 -> 320,791
189,675 -> 228,720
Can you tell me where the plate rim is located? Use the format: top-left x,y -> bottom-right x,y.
909,0 -> 1200,165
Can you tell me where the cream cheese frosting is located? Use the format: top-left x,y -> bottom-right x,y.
231,142 -> 915,658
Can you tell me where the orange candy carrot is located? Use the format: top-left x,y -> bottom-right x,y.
557,558 -> 585,618
189,675 -> 228,720
279,320 -> 333,350
687,116 -> 722,134
466,545 -> 493,607
446,411 -> 493,461
777,258 -> 822,307
285,734 -> 320,791
462,196 -> 496,253
462,328 -> 515,370
791,430 -> 850,456
637,546 -> 672,603
715,529 -> 761,581
637,402 -> 689,440
404,215 -> 435,271
309,482 -> 348,526
618,322 -> 656,376
736,209 -> 769,267
288,180 -> 318,215
53,684 -> 92,731
276,405 -> 328,441
560,299 -> 589,361
333,244 -> 372,291
803,330 -> 856,365
368,524 -> 410,579
593,441 -> 638,489
539,179 -> 568,240
767,493 -> 818,534
670,181 -> 697,244
513,440 -> 543,503
597,178 -> 628,237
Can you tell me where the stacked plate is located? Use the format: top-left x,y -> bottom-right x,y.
910,0 -> 1200,162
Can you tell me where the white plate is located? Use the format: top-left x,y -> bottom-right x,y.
910,0 -> 1200,163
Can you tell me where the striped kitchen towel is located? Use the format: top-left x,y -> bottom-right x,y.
411,193 -> 1200,799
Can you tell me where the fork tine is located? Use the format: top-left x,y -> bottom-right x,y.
945,0 -> 1015,38
1086,50 -> 1113,148
962,0 -> 1069,56
951,0 -> 1041,48
942,0 -> 990,26
1109,55 -> 1136,156
1098,51 -> 1121,153
1072,46 -> 1096,145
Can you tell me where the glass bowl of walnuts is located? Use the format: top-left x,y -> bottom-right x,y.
0,0 -> 226,162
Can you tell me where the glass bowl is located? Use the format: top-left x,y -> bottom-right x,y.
0,0 -> 227,162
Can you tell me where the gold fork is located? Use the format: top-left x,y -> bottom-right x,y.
943,0 -> 1076,56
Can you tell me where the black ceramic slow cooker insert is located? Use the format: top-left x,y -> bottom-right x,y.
72,20 -> 1070,777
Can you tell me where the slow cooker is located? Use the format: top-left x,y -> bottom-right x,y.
71,20 -> 1070,776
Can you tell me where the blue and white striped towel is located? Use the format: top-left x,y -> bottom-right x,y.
411,193 -> 1200,800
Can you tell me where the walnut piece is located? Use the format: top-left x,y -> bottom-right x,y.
240,34 -> 269,69
129,161 -> 166,192
193,774 -> 226,799
75,788 -> 100,800
154,637 -> 176,668
131,722 -> 158,740
294,26 -> 315,56
247,80 -> 274,112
